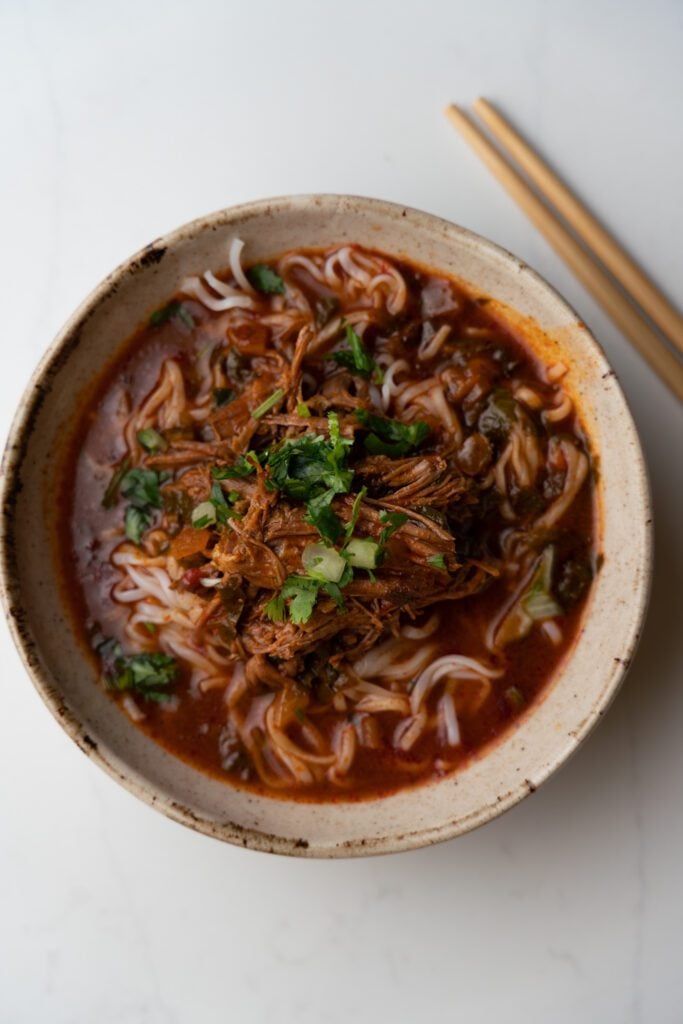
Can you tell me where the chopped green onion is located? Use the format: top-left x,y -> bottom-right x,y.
346,538 -> 380,570
296,401 -> 311,418
302,542 -> 347,583
427,553 -> 448,572
523,548 -> 563,621
137,428 -> 167,453
252,387 -> 285,420
191,501 -> 217,528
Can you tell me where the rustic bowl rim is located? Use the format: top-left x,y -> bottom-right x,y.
0,194 -> 653,857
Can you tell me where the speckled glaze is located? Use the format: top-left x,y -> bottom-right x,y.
0,195 -> 652,857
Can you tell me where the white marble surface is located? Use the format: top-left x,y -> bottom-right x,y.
1,1 -> 682,1020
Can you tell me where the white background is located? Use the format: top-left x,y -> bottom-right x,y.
1,1 -> 682,1021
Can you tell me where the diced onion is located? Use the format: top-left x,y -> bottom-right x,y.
302,543 -> 347,583
346,538 -> 380,569
191,501 -> 217,527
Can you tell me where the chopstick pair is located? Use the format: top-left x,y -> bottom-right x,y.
445,99 -> 683,402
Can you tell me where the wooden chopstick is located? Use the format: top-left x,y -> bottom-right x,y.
444,104 -> 683,402
472,98 -> 683,358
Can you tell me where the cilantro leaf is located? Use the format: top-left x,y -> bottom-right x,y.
247,264 -> 285,295
330,325 -> 382,382
149,301 -> 195,329
267,415 -> 353,502
266,561 -> 352,626
378,510 -> 409,547
209,481 -> 240,523
109,651 -> 178,702
119,467 -> 168,544
125,505 -> 152,544
305,488 -> 343,545
281,576 -> 321,625
212,453 -> 259,479
264,593 -> 286,623
355,410 -> 430,457
120,468 -> 164,510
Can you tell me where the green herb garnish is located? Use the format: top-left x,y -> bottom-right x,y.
119,467 -> 167,544
212,452 -> 259,480
252,387 -> 285,419
355,410 -> 430,457
265,571 -> 348,626
149,301 -> 194,329
137,428 -> 167,453
266,413 -> 354,542
378,510 -> 409,547
296,401 -> 311,418
427,553 -> 448,572
330,324 -> 382,382
121,468 -> 165,510
247,264 -> 285,295
109,651 -> 178,702
102,457 -> 132,509
125,505 -> 153,544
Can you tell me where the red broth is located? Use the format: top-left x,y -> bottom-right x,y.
56,244 -> 598,799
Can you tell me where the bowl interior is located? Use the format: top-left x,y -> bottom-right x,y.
0,195 -> 650,856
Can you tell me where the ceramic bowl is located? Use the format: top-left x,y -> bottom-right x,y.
0,195 -> 651,856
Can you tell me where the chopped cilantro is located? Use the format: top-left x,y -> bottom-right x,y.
378,510 -> 409,547
329,324 -> 382,382
265,565 -> 350,626
212,452 -> 259,479
355,410 -> 430,457
109,651 -> 178,702
149,301 -> 194,329
305,488 -> 343,545
118,467 -> 168,544
266,413 -> 354,542
120,468 -> 165,510
247,264 -> 285,295
209,481 -> 241,523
